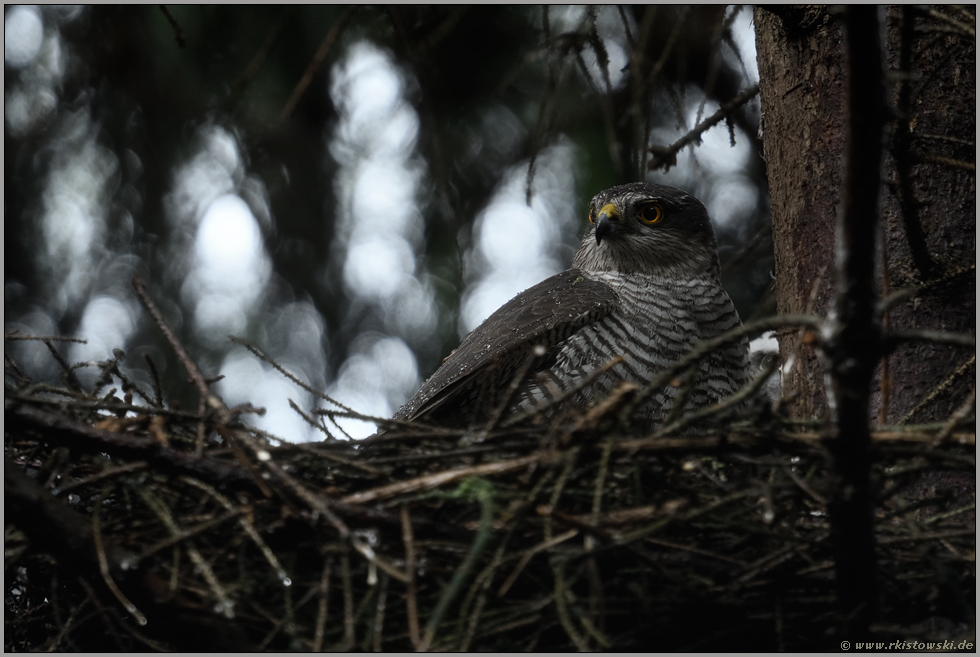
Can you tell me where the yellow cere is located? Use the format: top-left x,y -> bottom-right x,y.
599,203 -> 619,219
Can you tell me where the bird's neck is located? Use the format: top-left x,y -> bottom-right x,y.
572,242 -> 719,279
583,268 -> 719,288
576,257 -> 720,281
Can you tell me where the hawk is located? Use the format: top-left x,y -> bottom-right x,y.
392,182 -> 749,430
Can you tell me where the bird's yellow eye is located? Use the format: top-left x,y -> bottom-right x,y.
588,207 -> 596,224
638,203 -> 663,224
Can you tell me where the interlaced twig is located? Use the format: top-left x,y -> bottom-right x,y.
5,295 -> 974,651
647,84 -> 760,170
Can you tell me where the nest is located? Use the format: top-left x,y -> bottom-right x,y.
4,286 -> 976,652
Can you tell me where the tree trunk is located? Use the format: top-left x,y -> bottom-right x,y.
755,5 -> 975,425
755,3 -> 975,639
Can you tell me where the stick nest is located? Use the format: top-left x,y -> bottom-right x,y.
4,327 -> 975,652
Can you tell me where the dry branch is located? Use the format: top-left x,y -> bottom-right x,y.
5,293 -> 974,651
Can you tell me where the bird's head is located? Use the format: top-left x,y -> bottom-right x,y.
572,183 -> 721,277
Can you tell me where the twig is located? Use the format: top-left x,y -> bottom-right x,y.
883,328 -> 976,351
647,84 -> 760,170
892,5 -> 937,281
4,333 -> 87,343
230,336 -> 357,414
9,393 -> 203,419
312,556 -> 332,652
41,598 -> 91,652
76,577 -> 126,650
475,348 -> 539,440
592,441 -> 616,532
579,614 -> 612,649
898,354 -> 976,425
7,405 -> 249,485
823,6 -> 886,636
4,352 -> 30,383
158,5 -> 186,47
615,489 -> 759,545
229,426 -> 349,537
463,464 -> 564,645
92,496 -> 146,625
280,5 -> 358,120
131,274 -> 216,407
260,420 -> 383,475
418,483 -> 495,652
497,529 -> 578,597
720,222 -> 773,274
931,387 -> 976,446
781,461 -> 827,506
644,536 -> 746,566
341,452 -> 557,505
195,394 -> 207,457
878,264 -> 976,312
877,528 -> 975,544
340,552 -> 355,650
924,6 -> 975,37
56,461 -> 148,496
212,424 -> 274,497
501,355 -> 625,428
620,313 -> 823,424
44,340 -> 84,393
625,6 -> 657,178
401,506 -> 421,650
417,6 -> 468,54
351,530 -> 409,584
104,358 -> 158,409
633,6 -> 689,124
143,354 -> 163,407
731,544 -> 799,587
138,508 -> 241,561
456,539 -> 508,651
137,487 -> 236,619
654,348 -> 780,435
551,558 -> 589,651
922,503 -> 976,527
254,609 -> 286,651
181,476 -> 291,585
918,132 -> 974,146
372,573 -> 389,651
918,154 -> 976,171
288,398 -> 337,442
231,6 -> 295,93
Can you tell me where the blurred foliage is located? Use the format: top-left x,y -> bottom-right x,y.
5,5 -> 770,419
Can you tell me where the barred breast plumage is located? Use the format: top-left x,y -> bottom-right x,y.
514,270 -> 745,425
390,182 -> 749,431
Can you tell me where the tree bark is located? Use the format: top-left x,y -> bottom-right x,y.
755,2 -> 975,639
754,6 -> 845,419
877,6 -> 976,425
755,4 -> 976,425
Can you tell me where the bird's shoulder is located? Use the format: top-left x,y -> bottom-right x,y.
465,269 -> 618,345
394,269 -> 619,422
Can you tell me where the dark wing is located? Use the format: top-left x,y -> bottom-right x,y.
394,269 -> 618,424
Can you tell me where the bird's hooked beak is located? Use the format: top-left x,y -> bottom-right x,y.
594,203 -> 620,245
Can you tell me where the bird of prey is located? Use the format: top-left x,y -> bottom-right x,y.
392,182 -> 749,430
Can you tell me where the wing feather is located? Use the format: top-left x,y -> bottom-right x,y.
394,269 -> 617,423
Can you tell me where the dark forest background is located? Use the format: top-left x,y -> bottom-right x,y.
5,5 -> 771,440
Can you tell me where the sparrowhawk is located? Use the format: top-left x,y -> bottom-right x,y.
392,182 -> 749,430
